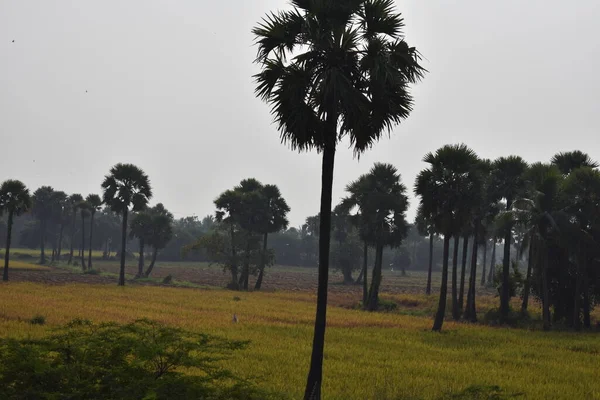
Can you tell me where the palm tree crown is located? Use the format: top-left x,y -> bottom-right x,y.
101,163 -> 152,214
0,180 -> 32,217
253,0 -> 425,153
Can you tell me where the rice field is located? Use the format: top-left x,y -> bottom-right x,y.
0,282 -> 598,399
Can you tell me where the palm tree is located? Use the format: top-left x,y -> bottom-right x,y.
50,191 -> 68,262
101,163 -> 153,286
144,203 -> 174,277
551,150 -> 599,175
490,156 -> 528,320
415,144 -> 480,331
78,200 -> 91,270
130,210 -> 152,277
253,1 -> 424,394
0,180 -> 32,281
32,186 -> 55,264
67,194 -> 83,265
86,194 -> 103,270
340,175 -> 371,306
255,184 -> 290,290
415,204 -> 435,295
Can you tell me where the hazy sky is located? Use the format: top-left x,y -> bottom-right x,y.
1,0 -> 599,227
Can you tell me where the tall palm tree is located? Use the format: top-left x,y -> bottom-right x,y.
32,186 -> 55,264
101,163 -> 153,286
490,156 -> 528,320
78,200 -> 91,270
0,180 -> 32,281
253,1 -> 424,394
348,163 -> 409,311
86,194 -> 103,270
415,144 -> 480,331
67,194 -> 83,265
255,184 -> 290,290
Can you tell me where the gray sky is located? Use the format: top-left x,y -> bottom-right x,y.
1,0 -> 599,227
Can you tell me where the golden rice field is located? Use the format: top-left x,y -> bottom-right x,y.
4,261 -> 51,271
0,283 -> 598,399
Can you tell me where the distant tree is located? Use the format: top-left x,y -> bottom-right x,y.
0,180 -> 32,281
78,200 -> 91,270
86,194 -> 102,270
67,194 -> 83,265
415,204 -> 435,295
144,204 -> 174,277
255,184 -> 290,290
130,210 -> 152,277
253,0 -> 425,396
32,186 -> 55,264
331,205 -> 362,284
490,156 -> 528,321
50,191 -> 68,262
214,190 -> 243,289
102,164 -> 152,286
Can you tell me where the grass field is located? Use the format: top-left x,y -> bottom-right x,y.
4,261 -> 51,271
0,282 -> 598,399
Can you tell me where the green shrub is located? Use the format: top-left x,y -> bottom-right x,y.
29,315 -> 46,325
0,319 -> 275,400
493,261 -> 524,298
233,296 -> 242,302
162,274 -> 173,284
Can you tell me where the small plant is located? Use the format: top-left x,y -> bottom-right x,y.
233,296 -> 241,302
493,261 -> 524,298
162,275 -> 173,284
29,315 -> 46,325
72,261 -> 79,267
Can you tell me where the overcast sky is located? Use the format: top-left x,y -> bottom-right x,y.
1,0 -> 599,227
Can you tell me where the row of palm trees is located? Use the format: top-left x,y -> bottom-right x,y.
0,163 -> 162,285
415,146 -> 600,332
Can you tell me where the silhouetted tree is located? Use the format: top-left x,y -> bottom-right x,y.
144,204 -> 174,277
67,194 -> 83,265
32,186 -> 55,264
102,163 -> 152,286
0,180 -> 32,281
86,194 -> 102,270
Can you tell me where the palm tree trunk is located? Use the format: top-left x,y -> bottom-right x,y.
88,212 -> 95,270
57,223 -> 64,261
362,242 -> 368,307
80,214 -> 86,271
541,244 -> 551,330
480,239 -> 488,286
40,219 -> 46,264
118,209 -> 128,286
500,200 -> 513,321
426,232 -> 433,295
367,244 -> 383,311
451,236 -> 460,320
573,246 -> 584,331
488,238 -> 497,283
458,235 -> 469,313
68,213 -> 76,264
304,143 -> 335,400
254,232 -> 268,290
355,265 -> 364,284
432,235 -> 451,331
137,238 -> 145,278
521,236 -> 534,313
583,276 -> 591,329
464,228 -> 479,322
229,223 -> 239,290
144,247 -> 158,277
3,211 -> 14,281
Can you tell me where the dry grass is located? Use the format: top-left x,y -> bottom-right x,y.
0,282 -> 598,399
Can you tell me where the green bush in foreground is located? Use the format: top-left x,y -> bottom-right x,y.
0,319 -> 275,400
